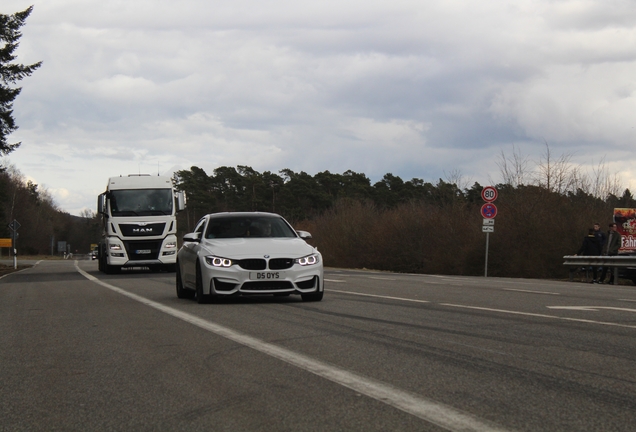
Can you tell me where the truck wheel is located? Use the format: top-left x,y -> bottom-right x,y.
105,264 -> 120,274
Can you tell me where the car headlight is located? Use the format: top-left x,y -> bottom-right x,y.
295,254 -> 320,266
109,244 -> 122,251
205,255 -> 233,267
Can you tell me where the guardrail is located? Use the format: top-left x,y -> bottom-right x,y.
563,255 -> 636,284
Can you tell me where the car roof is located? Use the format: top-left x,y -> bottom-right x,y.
206,212 -> 282,219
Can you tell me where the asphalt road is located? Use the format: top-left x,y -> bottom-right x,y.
1,260 -> 636,431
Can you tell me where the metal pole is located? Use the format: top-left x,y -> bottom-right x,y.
484,232 -> 489,277
12,229 -> 17,269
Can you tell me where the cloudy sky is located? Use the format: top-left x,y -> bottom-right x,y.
3,0 -> 636,215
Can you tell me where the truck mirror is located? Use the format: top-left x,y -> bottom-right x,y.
176,191 -> 186,212
97,193 -> 106,214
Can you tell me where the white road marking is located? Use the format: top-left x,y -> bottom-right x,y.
441,303 -> 636,329
547,306 -> 636,313
618,299 -> 636,303
325,279 -> 346,283
0,260 -> 42,280
74,263 -> 506,432
369,276 -> 397,281
504,289 -> 560,295
329,289 -> 430,304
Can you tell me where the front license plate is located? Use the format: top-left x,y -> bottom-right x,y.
136,249 -> 151,254
249,271 -> 285,280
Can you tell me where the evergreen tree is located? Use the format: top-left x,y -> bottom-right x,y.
1,6 -> 41,156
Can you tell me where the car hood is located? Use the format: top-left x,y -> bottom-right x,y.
200,238 -> 318,259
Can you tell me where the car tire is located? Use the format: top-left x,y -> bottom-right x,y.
176,264 -> 193,299
195,262 -> 209,304
301,291 -> 324,302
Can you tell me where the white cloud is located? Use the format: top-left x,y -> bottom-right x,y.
4,0 -> 636,214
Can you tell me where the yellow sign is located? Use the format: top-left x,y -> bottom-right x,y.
0,238 -> 12,248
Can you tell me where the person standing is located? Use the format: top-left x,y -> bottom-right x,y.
592,222 -> 606,282
577,228 -> 602,283
593,223 -> 606,251
600,223 -> 621,284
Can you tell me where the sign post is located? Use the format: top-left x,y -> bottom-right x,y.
481,188 -> 497,277
7,220 -> 20,269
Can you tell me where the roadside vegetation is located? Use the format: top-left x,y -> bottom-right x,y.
2,144 -> 633,281
172,145 -> 635,280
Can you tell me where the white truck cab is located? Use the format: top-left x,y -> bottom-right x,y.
97,175 -> 185,273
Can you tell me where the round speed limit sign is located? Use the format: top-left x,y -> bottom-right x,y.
481,186 -> 498,203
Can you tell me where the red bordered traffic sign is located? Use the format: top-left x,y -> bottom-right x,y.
481,203 -> 497,219
481,186 -> 498,203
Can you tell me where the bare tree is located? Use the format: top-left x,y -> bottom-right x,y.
534,142 -> 579,195
496,144 -> 531,187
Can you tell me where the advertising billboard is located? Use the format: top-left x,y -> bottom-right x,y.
614,208 -> 636,253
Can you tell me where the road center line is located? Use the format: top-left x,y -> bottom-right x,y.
329,288 -> 430,304
74,262 -> 507,432
441,303 -> 636,329
503,288 -> 560,295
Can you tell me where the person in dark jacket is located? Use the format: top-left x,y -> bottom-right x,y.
599,223 -> 621,284
577,228 -> 601,282
593,222 -> 606,251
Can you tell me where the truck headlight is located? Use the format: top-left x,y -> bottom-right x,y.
109,244 -> 122,251
165,241 -> 177,249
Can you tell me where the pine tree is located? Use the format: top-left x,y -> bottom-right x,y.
0,6 -> 42,156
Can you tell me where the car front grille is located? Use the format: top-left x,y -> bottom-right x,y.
242,281 -> 294,291
269,258 -> 294,270
237,259 -> 266,270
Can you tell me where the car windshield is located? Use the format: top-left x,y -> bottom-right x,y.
205,216 -> 297,239
109,189 -> 173,216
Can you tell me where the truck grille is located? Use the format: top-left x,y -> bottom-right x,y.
123,240 -> 162,260
118,223 -> 166,237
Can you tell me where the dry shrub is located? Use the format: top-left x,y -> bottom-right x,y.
299,190 -> 615,279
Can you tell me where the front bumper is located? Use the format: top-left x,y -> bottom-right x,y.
201,263 -> 324,296
106,235 -> 178,267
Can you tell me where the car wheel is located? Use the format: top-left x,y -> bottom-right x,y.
301,291 -> 324,302
195,262 -> 209,304
176,264 -> 192,299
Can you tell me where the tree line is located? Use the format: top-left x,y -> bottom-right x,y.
0,164 -> 100,256
172,153 -> 636,280
3,146 -> 635,281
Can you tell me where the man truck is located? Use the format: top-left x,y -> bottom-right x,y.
97,174 -> 185,273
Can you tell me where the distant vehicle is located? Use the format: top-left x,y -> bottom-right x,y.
97,174 -> 186,273
91,250 -> 98,260
176,212 -> 324,303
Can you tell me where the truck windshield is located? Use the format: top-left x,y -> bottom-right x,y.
109,189 -> 173,216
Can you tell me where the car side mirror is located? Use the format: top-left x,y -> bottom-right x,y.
183,232 -> 201,243
296,230 -> 312,240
